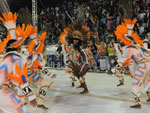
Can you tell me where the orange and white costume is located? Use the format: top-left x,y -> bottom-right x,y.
115,19 -> 150,108
25,27 -> 56,109
0,12 -> 36,113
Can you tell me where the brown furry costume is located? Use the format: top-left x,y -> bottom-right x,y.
60,22 -> 91,94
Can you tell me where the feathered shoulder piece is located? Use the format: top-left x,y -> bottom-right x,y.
60,27 -> 69,45
123,19 -> 137,30
114,19 -> 143,45
29,25 -> 37,39
60,24 -> 90,45
7,62 -> 28,84
29,25 -> 38,45
0,34 -> 11,52
12,24 -> 33,48
0,12 -> 18,40
27,40 -> 35,55
36,32 -> 47,54
60,5 -> 90,47
0,12 -> 18,30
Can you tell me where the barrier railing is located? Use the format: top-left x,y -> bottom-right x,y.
46,51 -> 116,72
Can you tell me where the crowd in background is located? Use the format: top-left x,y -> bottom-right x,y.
38,0 -> 123,45
41,0 -> 150,72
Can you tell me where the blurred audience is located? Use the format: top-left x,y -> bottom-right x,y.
39,0 -> 150,72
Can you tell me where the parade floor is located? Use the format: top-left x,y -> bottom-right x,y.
1,69 -> 150,113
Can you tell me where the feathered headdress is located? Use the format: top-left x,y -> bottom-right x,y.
60,5 -> 90,47
0,12 -> 17,28
29,25 -> 39,45
0,12 -> 34,51
0,12 -> 18,40
35,32 -> 47,54
0,34 -> 11,52
7,62 -> 28,84
0,24 -> 33,52
114,19 -> 143,45
60,24 -> 90,46
27,32 -> 47,54
12,24 -> 33,48
26,40 -> 35,55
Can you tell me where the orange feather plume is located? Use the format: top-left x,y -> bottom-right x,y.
33,59 -> 43,68
59,27 -> 70,45
0,35 -> 11,52
29,26 -> 37,36
36,32 -> 47,53
29,25 -> 37,40
0,12 -> 18,24
59,25 -> 90,45
36,36 -> 39,41
7,63 -> 28,85
114,19 -> 142,45
27,40 -> 35,55
114,23 -> 132,45
12,24 -> 33,48
60,32 -> 68,45
86,32 -> 91,39
81,25 -> 89,32
132,31 -> 143,45
124,19 -> 137,26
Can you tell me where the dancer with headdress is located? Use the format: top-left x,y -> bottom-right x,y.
115,19 -> 150,108
60,23 -> 91,94
0,12 -> 37,113
25,26 -> 56,110
60,35 -> 77,87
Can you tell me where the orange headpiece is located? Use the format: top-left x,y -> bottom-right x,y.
35,32 -> 47,54
0,12 -> 18,28
0,35 -> 11,52
29,26 -> 39,45
26,40 -> 35,55
12,24 -> 33,48
0,12 -> 33,51
0,12 -> 18,43
114,19 -> 143,45
60,25 -> 90,45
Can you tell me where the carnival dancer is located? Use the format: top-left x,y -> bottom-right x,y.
0,12 -> 37,113
60,23 -> 91,94
25,26 -> 56,110
115,19 -> 150,108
